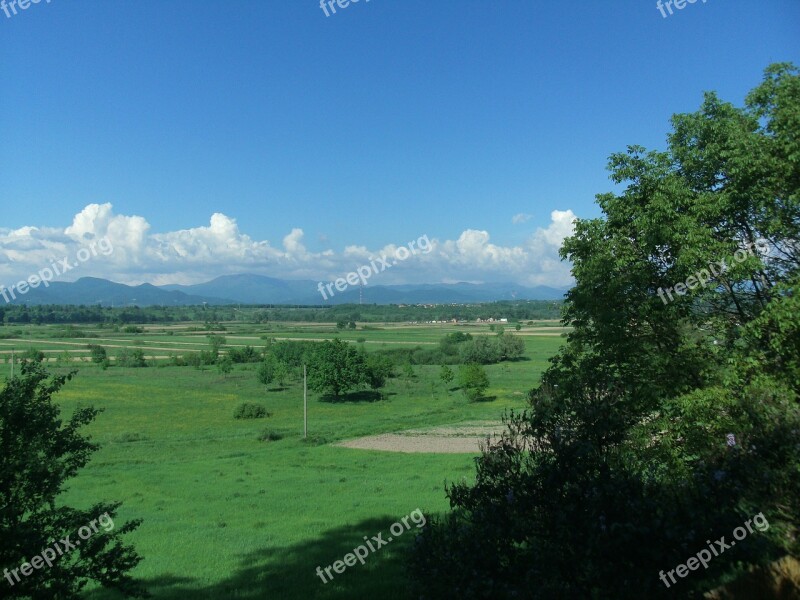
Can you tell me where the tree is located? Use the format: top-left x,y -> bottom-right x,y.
87,344 -> 110,370
116,348 -> 146,368
364,353 -> 394,390
459,336 -> 501,364
257,355 -> 277,390
402,363 -> 415,381
307,339 -> 367,398
217,355 -> 233,378
439,364 -> 454,389
457,363 -> 489,401
515,323 -> 522,331
0,362 -> 145,598
206,335 -> 226,363
496,332 -> 525,361
411,64 -> 800,599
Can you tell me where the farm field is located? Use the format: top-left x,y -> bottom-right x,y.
4,322 -> 566,599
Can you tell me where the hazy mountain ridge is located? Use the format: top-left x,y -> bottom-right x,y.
3,274 -> 567,306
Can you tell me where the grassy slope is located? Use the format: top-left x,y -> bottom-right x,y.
13,328 -> 564,599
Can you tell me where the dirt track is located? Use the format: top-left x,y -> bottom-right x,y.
336,421 -> 505,454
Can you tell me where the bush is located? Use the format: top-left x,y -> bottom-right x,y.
458,363 -> 489,401
257,429 -> 283,442
116,348 -> 147,368
233,403 -> 269,420
227,345 -> 261,363
459,336 -> 501,364
364,352 -> 395,389
21,347 -> 45,363
271,340 -> 317,368
87,344 -> 107,364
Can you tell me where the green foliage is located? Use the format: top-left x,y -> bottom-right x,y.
233,403 -> 269,420
0,362 -> 145,598
402,363 -> 415,380
307,339 -> 367,397
364,353 -> 394,390
412,64 -> 800,599
439,364 -> 454,387
458,336 -> 501,364
457,363 -> 489,401
227,345 -> 261,364
217,355 -> 233,377
116,348 -> 147,368
496,332 -> 525,361
206,335 -> 226,362
21,347 -> 45,363
372,332 -> 525,368
87,344 -> 108,364
0,299 -> 562,325
257,355 -> 288,389
257,429 -> 284,442
271,340 -> 316,368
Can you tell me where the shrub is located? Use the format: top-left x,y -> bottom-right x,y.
21,347 -> 45,363
87,344 -> 107,363
227,345 -> 260,363
257,429 -> 283,442
233,403 -> 269,420
116,348 -> 147,368
458,363 -> 489,401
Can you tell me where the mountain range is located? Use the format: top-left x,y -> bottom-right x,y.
2,274 -> 567,306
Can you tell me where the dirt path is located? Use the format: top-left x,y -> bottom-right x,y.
336,421 -> 505,454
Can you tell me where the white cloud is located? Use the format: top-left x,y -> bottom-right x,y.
0,204 -> 577,289
512,213 -> 533,224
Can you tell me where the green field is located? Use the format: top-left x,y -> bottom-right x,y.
3,323 -> 565,599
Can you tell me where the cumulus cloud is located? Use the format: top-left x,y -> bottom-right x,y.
512,213 -> 533,224
0,204 -> 577,288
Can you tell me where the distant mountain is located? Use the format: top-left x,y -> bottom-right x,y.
162,274 -> 566,304
1,277 -> 233,307
1,274 -> 567,306
160,274 -> 317,304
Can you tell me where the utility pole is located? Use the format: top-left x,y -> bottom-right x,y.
303,364 -> 308,439
10,347 -> 14,378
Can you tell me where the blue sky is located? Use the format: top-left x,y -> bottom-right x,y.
1,0 -> 798,288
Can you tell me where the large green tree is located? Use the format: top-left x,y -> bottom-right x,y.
411,64 -> 800,599
0,362 -> 145,598
307,339 -> 367,398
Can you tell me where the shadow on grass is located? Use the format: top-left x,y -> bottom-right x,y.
474,395 -> 498,403
88,516 -> 416,600
319,390 -> 388,403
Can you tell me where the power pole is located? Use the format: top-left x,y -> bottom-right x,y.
303,364 -> 308,439
10,347 -> 14,378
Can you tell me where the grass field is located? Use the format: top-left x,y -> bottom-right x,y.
3,323 -> 566,599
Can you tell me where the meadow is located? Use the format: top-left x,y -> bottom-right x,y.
1,322 -> 566,599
